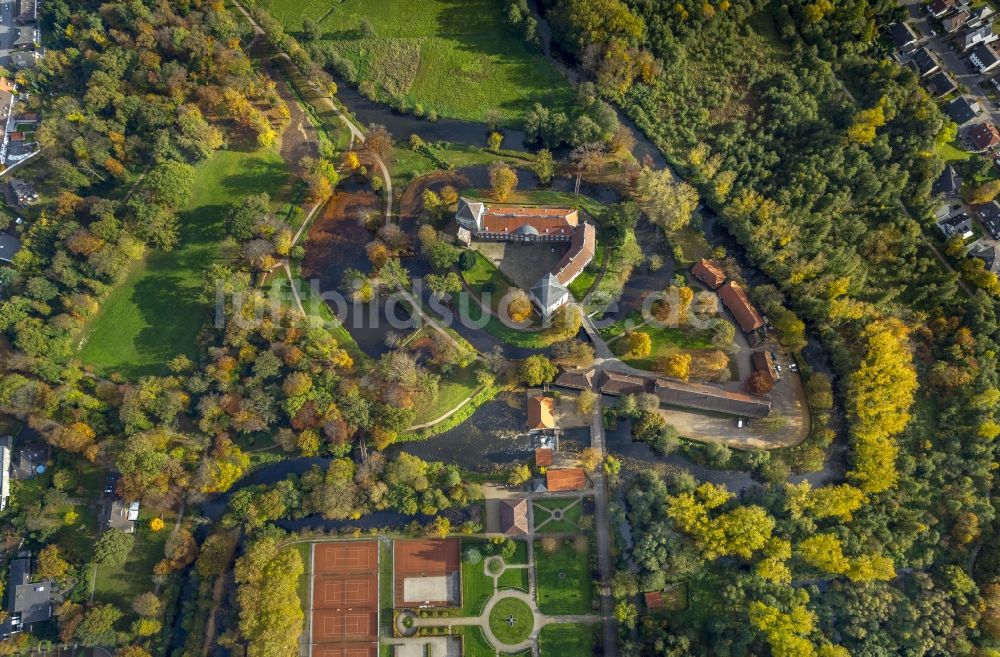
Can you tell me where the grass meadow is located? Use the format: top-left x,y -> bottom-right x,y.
78,148 -> 293,377
258,0 -> 573,123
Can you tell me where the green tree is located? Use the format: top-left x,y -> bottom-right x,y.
517,355 -> 557,386
94,529 -> 135,566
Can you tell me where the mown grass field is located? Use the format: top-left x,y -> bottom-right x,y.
78,148 -> 293,377
93,520 -> 170,620
534,538 -> 592,615
258,0 -> 573,123
538,623 -> 596,657
409,364 -> 481,426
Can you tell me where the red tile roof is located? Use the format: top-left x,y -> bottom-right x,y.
481,206 -> 578,235
535,448 -> 553,467
970,122 -> 1000,151
546,468 -> 587,492
691,258 -> 726,289
718,281 -> 764,332
644,591 -> 664,609
527,396 -> 555,430
554,222 -> 596,286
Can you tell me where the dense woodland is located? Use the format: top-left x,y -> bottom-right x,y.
531,0 -> 1000,655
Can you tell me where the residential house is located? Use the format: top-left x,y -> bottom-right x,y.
653,379 -> 772,418
964,24 -> 998,50
0,233 -> 20,263
12,445 -> 45,479
947,96 -> 981,125
10,50 -> 39,70
454,198 -> 596,318
12,27 -> 36,49
717,280 -> 764,334
0,556 -> 55,638
937,213 -> 975,240
751,351 -> 780,386
526,396 -> 556,431
932,164 -> 963,198
545,468 -> 587,492
691,258 -> 727,289
929,0 -> 957,18
105,499 -> 139,533
968,4 -> 995,28
944,8 -> 970,32
552,367 -> 596,391
644,591 -> 665,610
499,498 -> 529,535
911,48 -> 941,77
597,370 -> 646,396
971,241 -> 1000,273
890,21 -> 919,51
8,179 -> 36,206
0,437 -> 10,512
971,43 -> 1000,72
966,121 -> 1000,151
17,0 -> 37,23
535,448 -> 553,467
925,71 -> 958,97
977,200 -> 1000,238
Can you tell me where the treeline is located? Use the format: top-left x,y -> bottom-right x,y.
528,0 -> 1000,654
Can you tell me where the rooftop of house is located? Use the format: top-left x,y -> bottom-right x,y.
598,370 -> 647,396
535,448 -> 553,467
692,258 -> 727,288
8,557 -> 54,624
890,21 -> 918,46
926,71 -> 957,96
530,272 -> 570,315
526,395 -> 556,430
912,48 -> 940,75
553,367 -> 596,391
0,233 -> 21,263
718,280 -> 764,333
499,498 -> 529,535
654,379 -> 772,418
969,121 -> 1000,149
932,164 -> 963,196
947,96 -> 980,125
545,468 -> 587,492
751,350 -> 779,382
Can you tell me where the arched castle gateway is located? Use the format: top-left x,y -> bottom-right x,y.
455,198 -> 596,317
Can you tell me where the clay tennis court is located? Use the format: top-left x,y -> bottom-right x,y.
311,541 -> 379,655
393,538 -> 461,608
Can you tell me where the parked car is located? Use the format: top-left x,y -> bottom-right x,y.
104,473 -> 118,495
737,418 -> 745,428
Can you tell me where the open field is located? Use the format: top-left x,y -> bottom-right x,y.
93,521 -> 169,618
79,148 -> 293,377
259,0 -> 573,123
461,539 -> 496,616
538,623 -> 596,657
534,539 -> 592,615
409,365 -> 481,426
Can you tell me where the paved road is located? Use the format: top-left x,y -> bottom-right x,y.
0,1 -> 21,70
589,402 -> 617,657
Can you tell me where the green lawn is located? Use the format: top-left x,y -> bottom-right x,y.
295,543 -> 312,612
409,365 -> 481,426
460,625 -> 497,657
568,243 -> 605,301
532,498 -> 584,534
380,541 -> 394,631
391,142 -> 535,188
534,539 -> 593,615
496,566 -> 529,592
93,521 -> 169,617
938,139 -> 973,163
462,540 -> 496,616
79,148 -> 293,377
462,250 -> 514,311
538,623 -> 596,657
260,0 -> 573,123
488,597 -> 533,645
